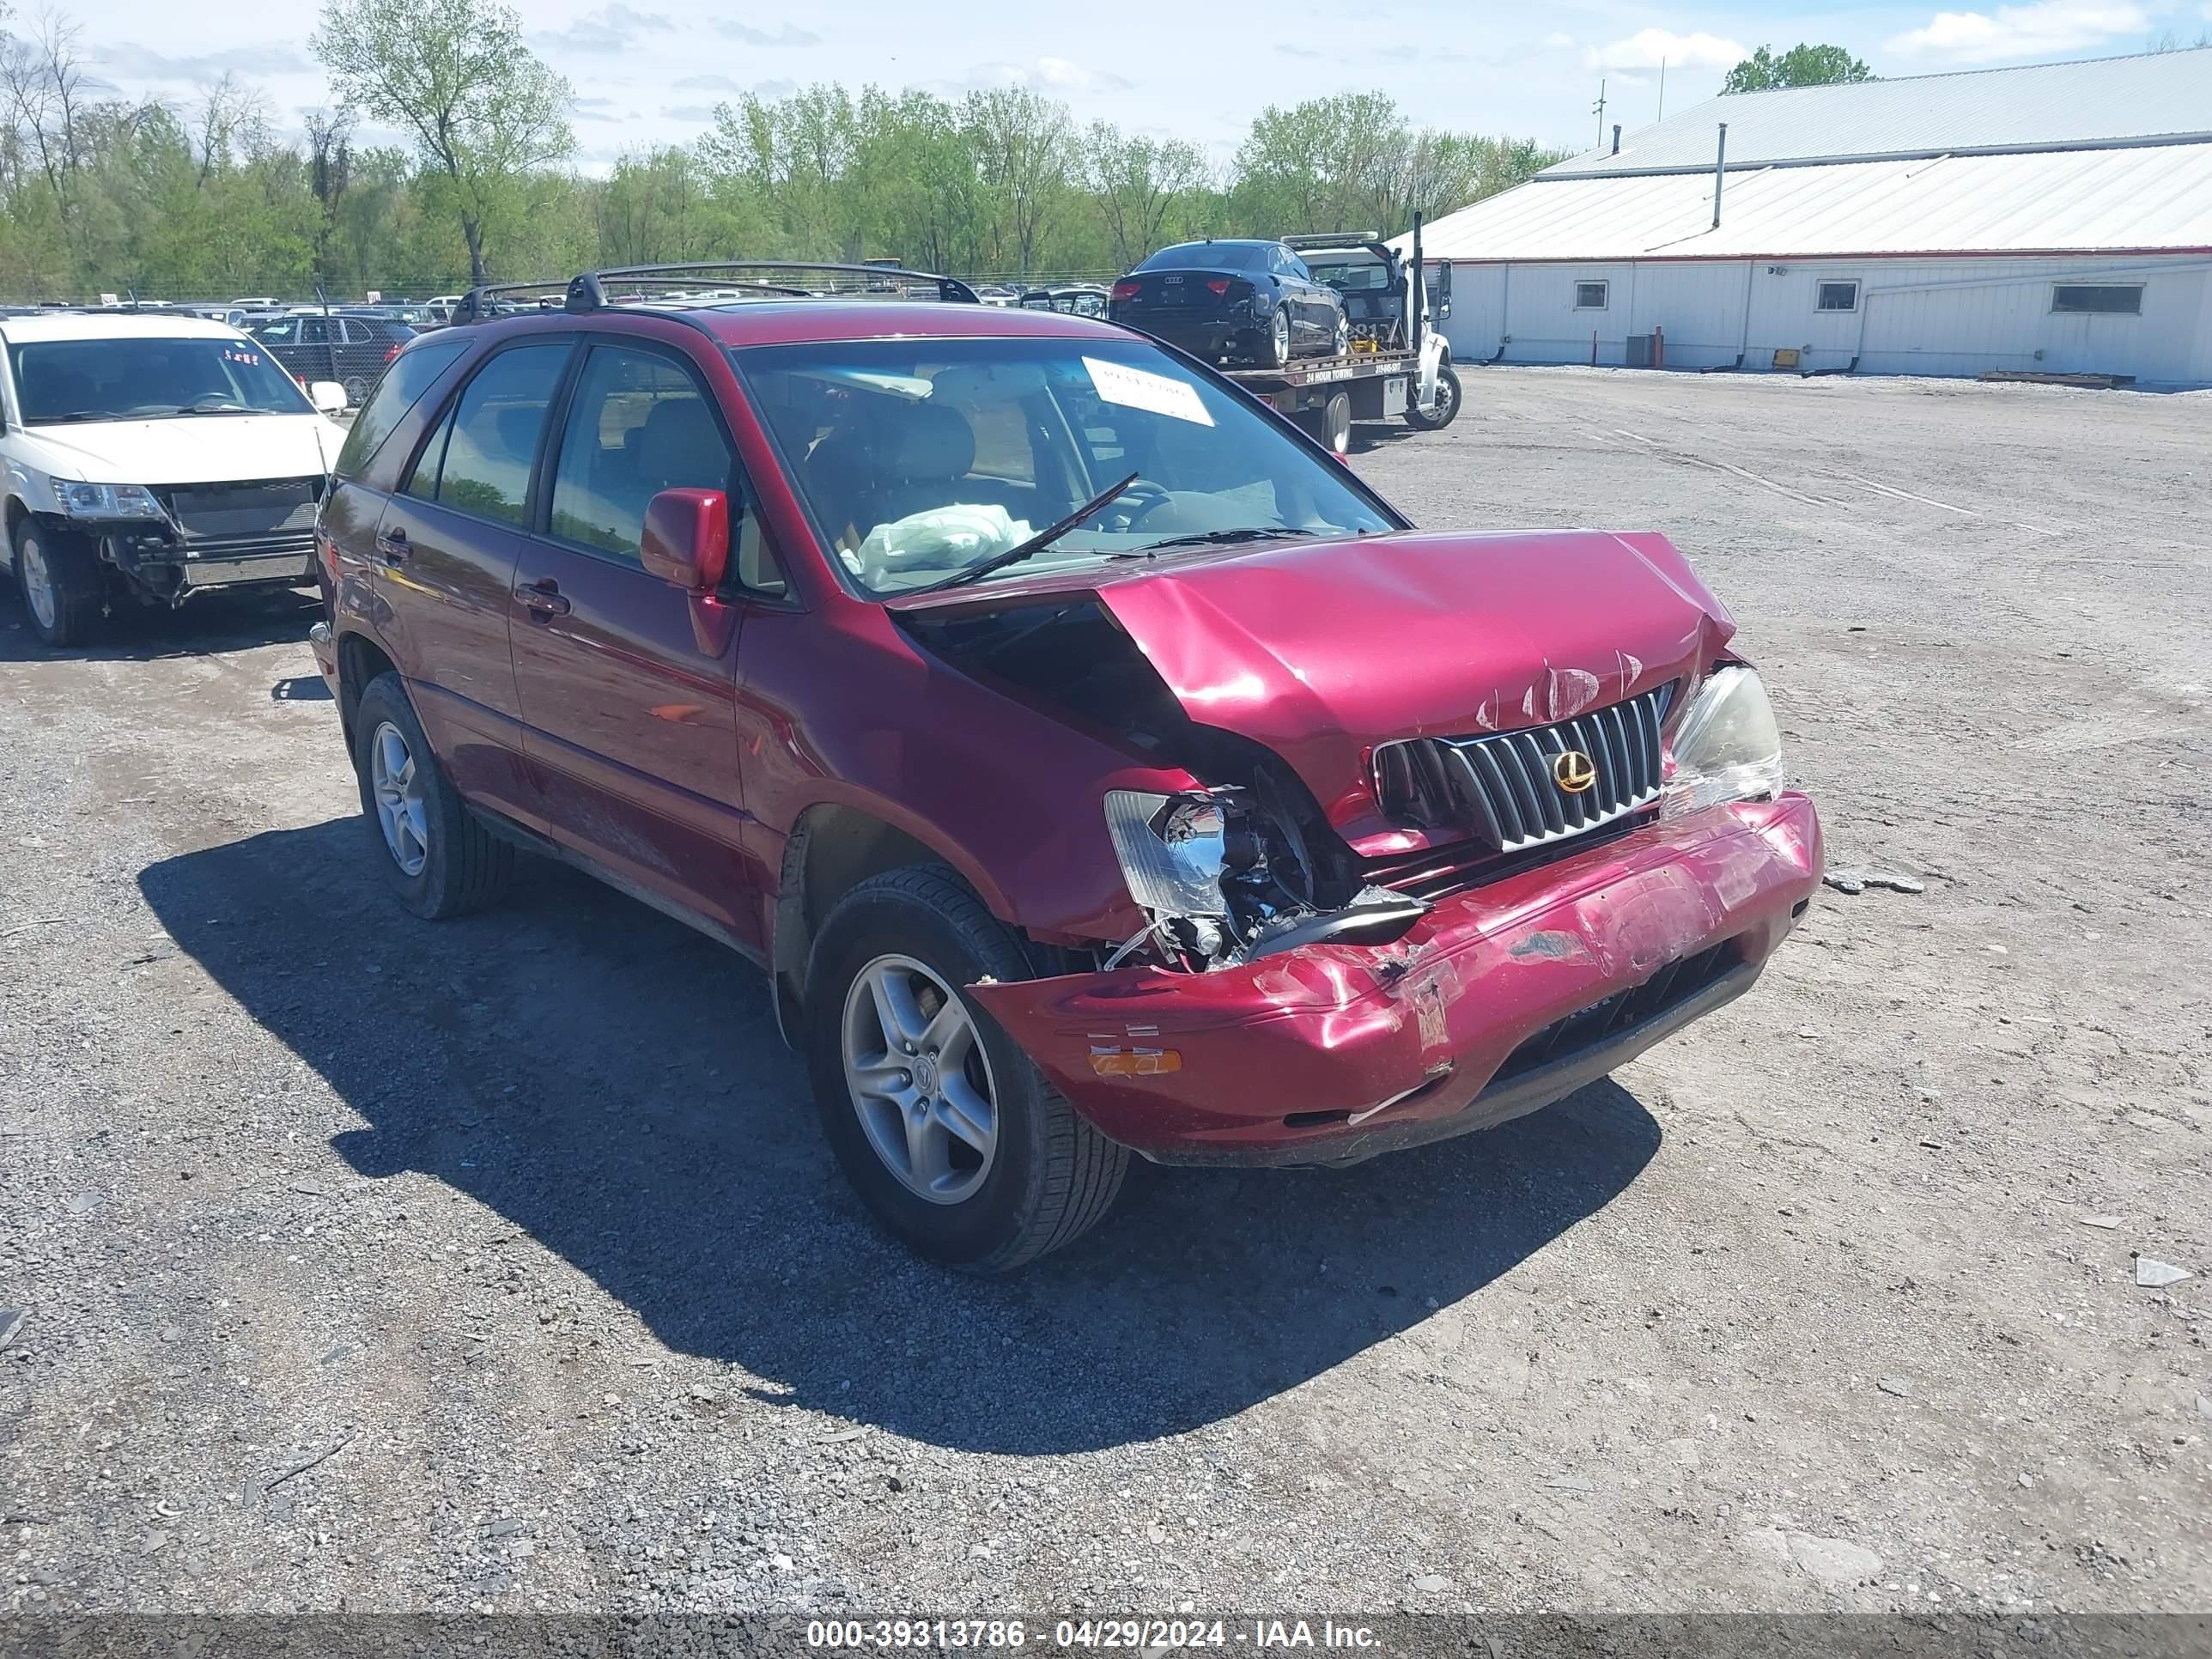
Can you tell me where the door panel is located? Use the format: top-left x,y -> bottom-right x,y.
371,494 -> 532,815
509,342 -> 756,942
372,337 -> 575,819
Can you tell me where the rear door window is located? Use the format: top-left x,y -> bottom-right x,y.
402,343 -> 571,525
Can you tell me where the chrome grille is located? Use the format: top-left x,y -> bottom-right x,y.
1373,683 -> 1674,853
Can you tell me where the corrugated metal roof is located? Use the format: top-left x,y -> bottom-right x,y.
1407,142 -> 2212,260
1551,47 -> 2212,178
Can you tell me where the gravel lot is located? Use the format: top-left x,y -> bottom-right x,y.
1,368 -> 2206,1620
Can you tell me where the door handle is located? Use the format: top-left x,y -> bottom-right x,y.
374,526 -> 410,564
515,579 -> 571,619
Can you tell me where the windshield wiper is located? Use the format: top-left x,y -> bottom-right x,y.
1135,526 -> 1319,552
907,471 -> 1140,596
176,402 -> 255,415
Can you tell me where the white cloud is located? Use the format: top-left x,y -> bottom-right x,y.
1885,0 -> 2149,59
1542,31 -> 1577,49
535,4 -> 670,52
94,43 -> 312,77
969,57 -> 1132,92
715,21 -> 822,46
1584,27 -> 1747,70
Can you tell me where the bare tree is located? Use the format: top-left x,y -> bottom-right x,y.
191,72 -> 269,185
1085,122 -> 1210,269
961,87 -> 1073,276
313,0 -> 574,284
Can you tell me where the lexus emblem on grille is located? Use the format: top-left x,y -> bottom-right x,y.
1553,750 -> 1597,794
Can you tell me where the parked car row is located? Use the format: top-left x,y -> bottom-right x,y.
272,259 -> 1822,1274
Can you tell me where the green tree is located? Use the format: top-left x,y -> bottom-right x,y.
312,0 -> 574,283
1085,122 -> 1209,270
1723,44 -> 1874,94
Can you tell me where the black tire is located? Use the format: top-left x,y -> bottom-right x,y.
1262,306 -> 1291,368
1331,311 -> 1350,359
1405,362 -> 1462,432
342,374 -> 369,407
352,671 -> 512,919
805,864 -> 1128,1274
10,517 -> 101,647
1322,390 -> 1352,455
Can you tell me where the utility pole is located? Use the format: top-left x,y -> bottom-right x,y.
1658,59 -> 1668,120
1592,78 -> 1607,148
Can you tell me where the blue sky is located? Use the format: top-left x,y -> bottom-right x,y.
58,0 -> 2212,169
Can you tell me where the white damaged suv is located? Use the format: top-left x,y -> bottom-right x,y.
2,311 -> 349,646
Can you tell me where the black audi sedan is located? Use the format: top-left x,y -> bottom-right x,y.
1109,239 -> 1348,368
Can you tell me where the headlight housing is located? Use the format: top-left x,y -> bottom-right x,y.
1103,790 -> 1237,919
58,483 -> 163,520
1662,664 -> 1784,817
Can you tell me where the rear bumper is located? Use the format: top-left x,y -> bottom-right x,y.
1119,317 -> 1266,364
967,793 -> 1821,1167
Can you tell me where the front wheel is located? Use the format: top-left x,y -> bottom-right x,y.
805,865 -> 1128,1273
1405,362 -> 1462,431
10,518 -> 101,647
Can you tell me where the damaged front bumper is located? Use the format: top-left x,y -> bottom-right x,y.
967,793 -> 1822,1166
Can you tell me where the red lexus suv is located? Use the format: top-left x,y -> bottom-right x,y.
310,263 -> 1822,1273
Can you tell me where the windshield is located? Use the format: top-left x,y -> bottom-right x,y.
1308,258 -> 1391,291
11,336 -> 313,423
737,336 -> 1396,597
1139,242 -> 1270,273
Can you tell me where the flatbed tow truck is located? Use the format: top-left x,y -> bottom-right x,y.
1222,218 -> 1462,453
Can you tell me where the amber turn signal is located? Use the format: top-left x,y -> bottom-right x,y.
1088,1048 -> 1182,1078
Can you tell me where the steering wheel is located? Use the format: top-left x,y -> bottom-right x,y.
1092,480 -> 1172,530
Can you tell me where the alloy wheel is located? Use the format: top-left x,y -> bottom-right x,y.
18,534 -> 57,633
1271,310 -> 1291,365
841,953 -> 999,1205
369,720 -> 430,877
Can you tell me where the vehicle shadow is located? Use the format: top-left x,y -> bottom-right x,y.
140,820 -> 1662,1455
0,581 -> 320,664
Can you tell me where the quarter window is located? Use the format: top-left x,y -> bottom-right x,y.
402,343 -> 570,524
1816,280 -> 1860,313
2051,283 -> 2142,315
1574,281 -> 1608,309
334,336 -> 467,478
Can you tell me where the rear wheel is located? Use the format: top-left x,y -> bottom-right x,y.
1332,311 -> 1351,358
1263,307 -> 1291,368
1405,362 -> 1462,431
805,864 -> 1128,1273
1321,390 -> 1352,454
10,518 -> 100,647
342,374 -> 369,407
352,672 -> 513,919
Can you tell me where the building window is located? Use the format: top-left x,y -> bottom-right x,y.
1574,281 -> 1608,310
2051,283 -> 2143,315
1816,280 -> 1859,313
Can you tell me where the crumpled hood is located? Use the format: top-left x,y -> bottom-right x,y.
12,413 -> 343,486
890,528 -> 1735,851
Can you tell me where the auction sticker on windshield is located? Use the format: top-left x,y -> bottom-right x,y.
1083,356 -> 1213,427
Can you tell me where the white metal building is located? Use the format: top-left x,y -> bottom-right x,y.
1411,48 -> 2212,386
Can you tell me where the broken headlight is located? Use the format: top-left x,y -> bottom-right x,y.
1102,787 -> 1422,967
1662,664 -> 1784,817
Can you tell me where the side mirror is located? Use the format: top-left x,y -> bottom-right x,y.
309,380 -> 347,416
641,488 -> 730,592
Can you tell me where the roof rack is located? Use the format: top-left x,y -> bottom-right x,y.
1280,233 -> 1396,260
453,260 -> 981,325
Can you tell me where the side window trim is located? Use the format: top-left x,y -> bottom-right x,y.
397,335 -> 580,522
534,336 -> 749,570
